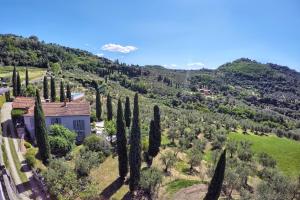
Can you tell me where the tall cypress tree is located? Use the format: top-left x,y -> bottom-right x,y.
116,99 -> 128,179
96,88 -> 102,121
34,89 -> 50,164
60,80 -> 65,102
148,119 -> 155,159
12,66 -> 17,96
204,150 -> 226,200
106,93 -> 113,121
43,76 -> 49,100
66,83 -> 72,102
50,76 -> 56,102
25,67 -> 29,87
148,105 -> 161,158
129,93 -> 141,193
16,72 -> 21,96
124,96 -> 131,128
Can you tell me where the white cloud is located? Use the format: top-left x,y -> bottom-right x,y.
170,64 -> 177,67
186,62 -> 205,69
101,43 -> 138,53
96,53 -> 104,57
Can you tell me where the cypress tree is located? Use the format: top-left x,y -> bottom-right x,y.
50,76 -> 56,102
129,93 -> 141,193
25,67 -> 29,87
96,88 -> 102,121
124,96 -> 131,128
106,93 -> 113,121
16,72 -> 21,96
148,119 -> 155,159
43,76 -> 49,100
12,66 -> 17,96
204,150 -> 226,200
148,105 -> 161,158
60,80 -> 65,102
34,89 -> 50,164
146,120 -> 155,166
66,83 -> 72,102
153,105 -> 161,150
116,99 -> 128,179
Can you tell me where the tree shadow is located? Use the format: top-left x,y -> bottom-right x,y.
121,192 -> 131,200
20,164 -> 31,173
99,177 -> 124,199
16,181 -> 31,193
1,120 -> 17,139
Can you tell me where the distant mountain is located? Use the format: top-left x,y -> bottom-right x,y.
216,58 -> 300,99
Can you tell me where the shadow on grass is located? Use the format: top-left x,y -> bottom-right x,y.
100,177 -> 124,199
121,192 -> 131,200
181,167 -> 200,176
16,181 -> 31,193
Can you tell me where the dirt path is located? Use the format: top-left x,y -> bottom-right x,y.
172,184 -> 208,200
1,102 -> 31,199
1,102 -> 48,200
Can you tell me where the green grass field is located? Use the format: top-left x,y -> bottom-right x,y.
0,66 -> 46,82
166,179 -> 201,194
229,132 -> 300,177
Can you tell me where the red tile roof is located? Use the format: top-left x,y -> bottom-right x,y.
24,102 -> 90,117
12,97 -> 35,109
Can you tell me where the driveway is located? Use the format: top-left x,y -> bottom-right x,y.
1,102 -> 49,200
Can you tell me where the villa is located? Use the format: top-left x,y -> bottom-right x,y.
13,97 -> 91,142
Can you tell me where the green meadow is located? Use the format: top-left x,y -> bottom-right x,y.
229,132 -> 300,177
0,66 -> 46,81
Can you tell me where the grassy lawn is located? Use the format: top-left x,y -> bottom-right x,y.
90,156 -> 129,199
203,150 -> 212,163
0,95 -> 6,108
0,66 -> 46,81
161,133 -> 170,146
8,138 -> 28,183
1,142 -> 9,171
175,160 -> 189,174
229,132 -> 300,177
166,179 -> 201,194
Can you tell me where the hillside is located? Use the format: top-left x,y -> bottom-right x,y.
0,34 -> 300,200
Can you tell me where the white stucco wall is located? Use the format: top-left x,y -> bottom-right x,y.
24,115 -> 91,142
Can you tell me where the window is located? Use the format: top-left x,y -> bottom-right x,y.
73,120 -> 85,131
51,117 -> 61,125
30,118 -> 34,127
73,120 -> 85,142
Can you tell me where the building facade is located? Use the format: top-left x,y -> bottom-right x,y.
13,97 -> 91,143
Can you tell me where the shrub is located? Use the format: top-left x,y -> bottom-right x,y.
25,148 -> 37,167
43,158 -> 79,200
49,137 -> 71,156
24,141 -> 32,149
140,167 -> 163,198
11,109 -> 25,118
75,148 -> 104,177
83,135 -> 111,156
90,110 -> 97,123
48,125 -> 76,156
258,152 -> 276,168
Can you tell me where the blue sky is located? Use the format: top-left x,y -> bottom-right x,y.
1,0 -> 300,71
